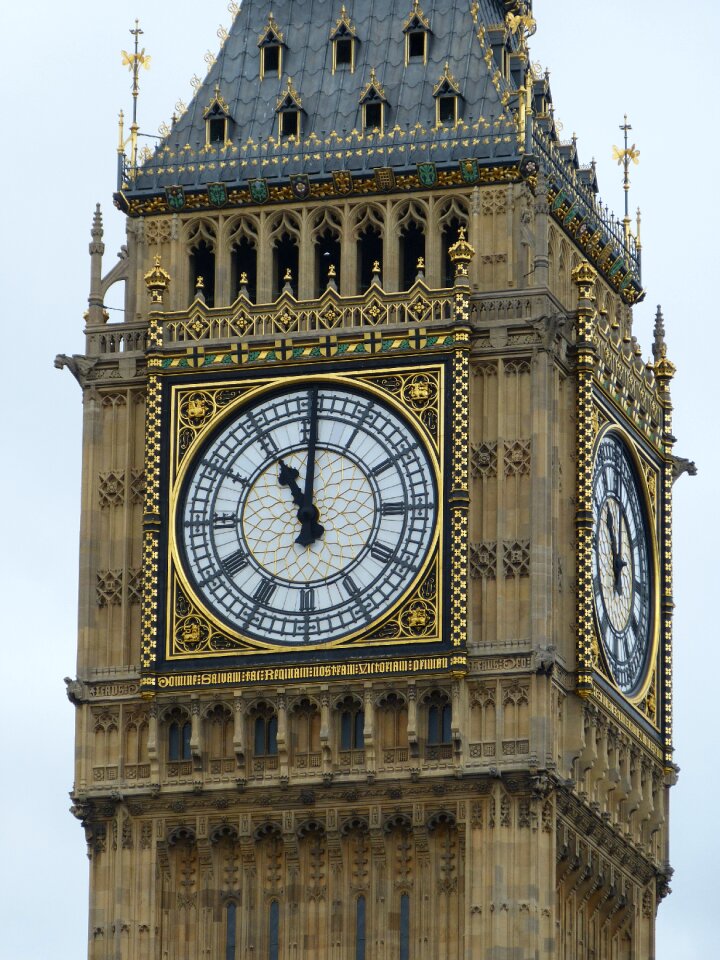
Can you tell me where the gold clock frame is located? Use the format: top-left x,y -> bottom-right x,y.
165,366 -> 445,658
590,423 -> 661,707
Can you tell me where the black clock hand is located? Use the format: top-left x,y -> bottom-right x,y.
614,508 -> 627,589
296,386 -> 324,547
606,505 -> 626,594
278,460 -> 303,508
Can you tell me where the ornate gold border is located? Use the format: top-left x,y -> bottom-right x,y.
590,423 -> 661,708
165,365 -> 447,658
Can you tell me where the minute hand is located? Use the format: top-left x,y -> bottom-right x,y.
296,386 -> 324,547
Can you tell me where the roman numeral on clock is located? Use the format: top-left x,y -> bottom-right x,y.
381,501 -> 406,517
370,457 -> 393,477
213,513 -> 237,529
343,574 -> 360,597
253,578 -> 277,605
371,542 -> 394,564
300,588 -> 315,612
222,550 -> 248,577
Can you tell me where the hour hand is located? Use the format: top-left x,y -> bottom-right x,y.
278,459 -> 324,546
278,460 -> 303,508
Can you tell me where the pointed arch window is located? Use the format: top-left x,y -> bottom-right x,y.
330,5 -> 358,74
204,84 -> 232,146
403,1 -> 431,65
168,719 -> 191,761
276,78 -> 304,139
433,63 -> 462,126
225,902 -> 237,960
268,900 -> 280,960
339,697 -> 364,751
258,14 -> 286,79
360,69 -> 388,134
355,895 -> 367,960
254,713 -> 278,756
400,893 -> 410,960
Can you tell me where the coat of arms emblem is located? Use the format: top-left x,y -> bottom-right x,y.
332,170 -> 354,195
165,185 -> 186,211
459,158 -> 479,183
207,182 -> 228,207
248,178 -> 269,204
290,174 -> 311,199
417,162 -> 437,187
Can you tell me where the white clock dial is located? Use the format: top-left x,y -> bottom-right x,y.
177,383 -> 438,646
591,434 -> 653,694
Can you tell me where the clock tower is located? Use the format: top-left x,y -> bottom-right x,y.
60,2 -> 680,958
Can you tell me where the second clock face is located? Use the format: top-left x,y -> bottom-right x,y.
176,382 -> 438,647
592,434 -> 653,695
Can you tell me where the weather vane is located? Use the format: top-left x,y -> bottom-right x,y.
612,115 -> 640,249
120,20 -> 151,173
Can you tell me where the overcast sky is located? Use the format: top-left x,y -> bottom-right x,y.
1,2 -> 715,957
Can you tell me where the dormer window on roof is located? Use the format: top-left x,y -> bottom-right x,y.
403,0 -> 431,65
258,13 -> 286,80
330,5 -> 358,74
433,63 -> 462,126
359,69 -> 388,133
276,77 -> 304,139
203,85 -> 232,146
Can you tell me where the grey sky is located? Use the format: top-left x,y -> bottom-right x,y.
1,2 -> 714,956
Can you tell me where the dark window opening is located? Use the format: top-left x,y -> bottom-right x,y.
408,30 -> 426,59
274,233 -> 299,297
169,720 -> 192,761
280,110 -> 299,138
356,896 -> 367,960
438,96 -> 456,124
315,231 -> 341,295
400,223 -> 425,291
336,38 -> 353,66
269,901 -> 280,960
364,102 -> 382,132
225,903 -> 237,960
254,714 -> 278,756
428,702 -> 452,744
442,218 -> 463,287
340,707 -> 365,750
400,894 -> 410,960
209,117 -> 227,144
263,45 -> 280,76
231,237 -> 258,303
189,240 -> 215,306
358,226 -> 382,293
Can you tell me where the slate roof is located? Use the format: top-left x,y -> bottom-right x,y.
129,0 -> 524,193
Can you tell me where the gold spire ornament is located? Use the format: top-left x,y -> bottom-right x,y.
612,116 -> 640,249
144,255 -> 171,305
120,20 -> 151,174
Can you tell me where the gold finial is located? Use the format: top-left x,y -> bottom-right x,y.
121,20 -> 151,174
571,259 -> 597,301
283,267 -> 293,282
117,110 -> 125,154
636,207 -> 642,250
239,271 -> 249,285
144,255 -> 171,304
228,1 -> 240,17
196,276 -> 205,289
416,256 -> 425,270
612,115 -> 640,249
506,2 -> 537,51
448,227 -> 475,278
328,263 -> 337,278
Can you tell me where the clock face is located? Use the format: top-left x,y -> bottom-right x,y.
591,434 -> 653,695
176,383 -> 438,647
